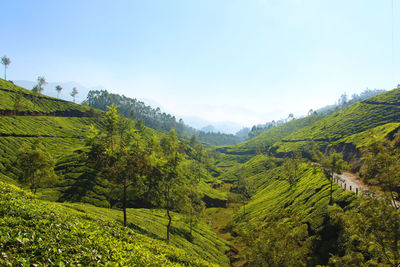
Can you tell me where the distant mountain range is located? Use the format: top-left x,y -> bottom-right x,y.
182,116 -> 243,135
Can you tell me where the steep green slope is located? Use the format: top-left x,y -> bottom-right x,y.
218,116 -> 323,155
225,155 -> 357,264
0,181 -> 228,266
213,116 -> 323,174
0,79 -> 98,115
274,88 -> 400,153
0,79 -> 106,186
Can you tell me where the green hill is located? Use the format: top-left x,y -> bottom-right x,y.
0,78 -> 231,265
274,88 -> 400,154
0,79 -> 225,207
0,181 -> 229,266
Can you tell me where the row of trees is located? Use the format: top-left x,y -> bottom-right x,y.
31,76 -> 79,103
1,56 -> 79,103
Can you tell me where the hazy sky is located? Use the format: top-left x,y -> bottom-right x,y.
2,0 -> 400,126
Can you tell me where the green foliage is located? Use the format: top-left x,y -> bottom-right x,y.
0,181 -> 225,266
232,115 -> 324,155
32,76 -> 47,94
86,105 -> 153,226
226,155 -> 356,264
16,138 -> 57,193
320,152 -> 348,204
85,89 -> 241,145
275,89 -> 400,153
70,87 -> 78,103
360,133 -> 400,207
329,194 -> 400,266
0,78 -> 99,114
281,152 -> 303,186
335,123 -> 400,149
242,215 -> 314,267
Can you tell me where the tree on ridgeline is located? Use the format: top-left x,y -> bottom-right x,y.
16,138 -> 56,194
71,87 -> 78,103
55,85 -> 63,98
32,76 -> 47,94
1,56 -> 10,80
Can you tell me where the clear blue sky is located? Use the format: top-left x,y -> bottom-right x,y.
2,0 -> 399,126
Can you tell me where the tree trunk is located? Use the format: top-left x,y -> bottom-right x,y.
330,174 -> 333,205
4,66 -> 6,80
166,185 -> 171,243
167,208 -> 171,243
123,179 -> 127,227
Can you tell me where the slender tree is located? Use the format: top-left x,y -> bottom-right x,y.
158,129 -> 186,242
236,172 -> 253,215
37,76 -> 46,94
55,85 -> 63,98
183,184 -> 205,236
1,56 -> 10,80
71,87 -> 78,103
32,76 -> 47,94
320,152 -> 347,205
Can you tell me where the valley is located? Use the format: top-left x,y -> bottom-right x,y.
1,78 -> 400,266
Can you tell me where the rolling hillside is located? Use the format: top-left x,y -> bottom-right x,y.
0,79 -> 232,265
0,181 -> 229,266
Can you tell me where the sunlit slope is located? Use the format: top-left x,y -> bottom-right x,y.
218,116 -> 323,155
232,156 -> 356,230
0,181 -> 228,266
0,79 -> 105,183
229,155 -> 357,264
0,79 -> 97,115
275,88 -> 400,153
213,116 -> 324,172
